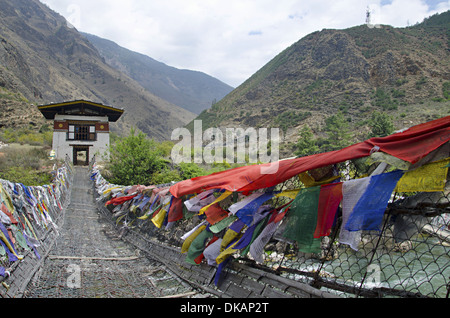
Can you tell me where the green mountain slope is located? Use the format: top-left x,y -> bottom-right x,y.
193,11 -> 450,156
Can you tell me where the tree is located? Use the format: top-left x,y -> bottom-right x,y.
368,111 -> 394,138
108,128 -> 167,185
323,112 -> 352,151
294,125 -> 320,157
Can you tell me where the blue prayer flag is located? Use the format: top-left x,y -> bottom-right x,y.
344,170 -> 404,232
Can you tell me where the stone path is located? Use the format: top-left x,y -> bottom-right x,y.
24,166 -> 196,298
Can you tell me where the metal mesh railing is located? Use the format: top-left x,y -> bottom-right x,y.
235,161 -> 450,298
92,151 -> 450,298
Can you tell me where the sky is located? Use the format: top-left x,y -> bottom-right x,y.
39,0 -> 450,87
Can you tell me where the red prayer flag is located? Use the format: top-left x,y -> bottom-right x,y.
204,204 -> 229,225
167,197 -> 183,223
314,183 -> 343,238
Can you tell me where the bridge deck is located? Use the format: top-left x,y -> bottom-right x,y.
24,167 -> 199,298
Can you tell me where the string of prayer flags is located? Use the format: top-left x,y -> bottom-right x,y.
344,170 -> 404,232
395,158 -> 450,193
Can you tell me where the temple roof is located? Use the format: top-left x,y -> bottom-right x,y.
37,100 -> 124,122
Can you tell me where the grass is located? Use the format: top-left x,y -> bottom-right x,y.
0,123 -> 57,186
0,143 -> 56,185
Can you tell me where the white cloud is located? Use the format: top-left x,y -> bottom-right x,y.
40,0 -> 449,87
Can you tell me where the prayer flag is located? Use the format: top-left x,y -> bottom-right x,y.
216,219 -> 246,264
167,196 -> 184,223
339,177 -> 370,250
282,182 -> 343,254
314,182 -> 343,238
234,192 -> 275,226
282,186 -> 321,253
185,227 -> 214,265
199,190 -> 232,215
204,204 -> 229,225
395,158 -> 450,192
184,190 -> 216,212
228,192 -> 264,214
203,238 -> 223,266
181,224 -> 207,253
209,215 -> 237,233
344,170 -> 404,232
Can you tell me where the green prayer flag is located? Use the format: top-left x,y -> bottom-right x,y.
185,227 -> 214,265
282,186 -> 322,254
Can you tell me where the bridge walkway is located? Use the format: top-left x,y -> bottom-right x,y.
24,166 -> 198,298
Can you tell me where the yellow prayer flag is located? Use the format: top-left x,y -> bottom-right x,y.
181,225 -> 207,253
274,189 -> 300,200
0,231 -> 23,260
298,172 -> 340,188
0,184 -> 15,214
199,190 -> 232,215
150,201 -> 170,229
396,158 -> 450,192
151,209 -> 167,229
216,240 -> 240,264
220,228 -> 242,252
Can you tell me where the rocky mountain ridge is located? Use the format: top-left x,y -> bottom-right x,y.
0,0 -> 231,140
83,33 -> 234,115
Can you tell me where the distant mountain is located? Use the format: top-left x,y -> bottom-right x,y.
0,0 -> 196,140
193,11 -> 450,156
82,33 -> 234,115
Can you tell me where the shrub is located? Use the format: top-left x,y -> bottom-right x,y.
443,82 -> 450,100
368,111 -> 394,138
0,146 -> 53,185
107,128 -> 167,186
